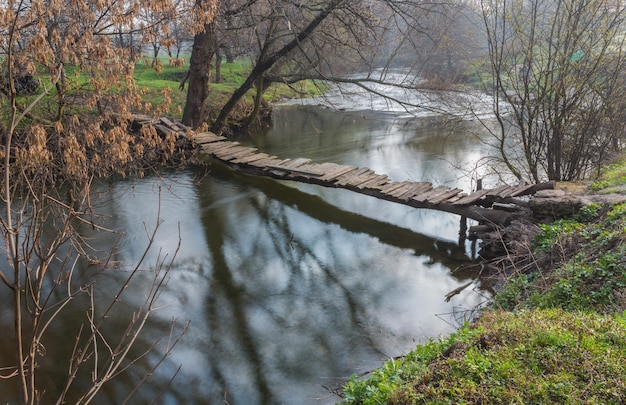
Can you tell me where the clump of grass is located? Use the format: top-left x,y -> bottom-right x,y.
341,309 -> 626,404
494,202 -> 626,314
589,158 -> 626,193
533,219 -> 585,253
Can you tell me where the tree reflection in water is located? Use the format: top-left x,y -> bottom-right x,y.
0,99 -> 500,404
95,167 -> 486,404
0,168 -> 488,404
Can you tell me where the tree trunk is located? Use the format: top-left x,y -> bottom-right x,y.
210,0 -> 345,135
214,46 -> 222,83
182,22 -> 215,129
244,77 -> 266,127
152,43 -> 160,63
224,45 -> 234,63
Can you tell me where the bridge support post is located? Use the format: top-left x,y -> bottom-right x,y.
458,215 -> 468,246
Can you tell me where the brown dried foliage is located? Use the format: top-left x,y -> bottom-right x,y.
0,1 -> 216,404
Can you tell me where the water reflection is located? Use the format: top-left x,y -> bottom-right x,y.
243,106 -> 492,247
109,164 -> 485,404
1,106 -> 493,404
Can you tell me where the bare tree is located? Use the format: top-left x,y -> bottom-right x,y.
139,6 -> 178,67
480,0 -> 626,182
0,0 -> 217,402
180,0 -> 219,128
406,1 -> 484,86
180,0 -> 485,134
166,19 -> 193,60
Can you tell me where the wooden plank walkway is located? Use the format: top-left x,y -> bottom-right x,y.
135,115 -> 554,225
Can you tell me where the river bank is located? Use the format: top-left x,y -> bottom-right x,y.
339,158 -> 626,404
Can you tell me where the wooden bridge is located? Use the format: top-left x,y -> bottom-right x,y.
137,115 -> 554,227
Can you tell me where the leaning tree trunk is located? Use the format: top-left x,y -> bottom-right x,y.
182,22 -> 215,129
244,77 -> 266,128
209,0 -> 345,136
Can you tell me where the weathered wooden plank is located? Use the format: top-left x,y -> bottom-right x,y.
356,175 -> 390,189
362,178 -> 393,191
202,145 -> 244,159
273,158 -> 292,167
338,169 -> 376,186
192,132 -> 227,144
337,169 -> 375,187
315,162 -> 338,171
250,156 -> 283,169
413,186 -> 450,203
335,168 -> 371,185
508,184 -> 536,197
201,141 -> 240,153
309,162 -> 336,176
212,144 -> 250,157
218,146 -> 258,161
265,164 -> 324,176
132,113 -> 156,124
160,116 -> 180,131
399,182 -> 433,201
318,164 -> 358,181
380,181 -> 409,194
298,163 -> 326,175
387,182 -> 418,198
248,157 -> 283,168
283,157 -> 312,168
231,152 -> 271,164
495,186 -> 519,198
485,185 -> 509,197
428,188 -> 464,204
301,162 -> 332,176
177,122 -> 192,131
349,173 -> 383,188
446,193 -> 468,204
154,124 -> 174,136
452,189 -> 491,205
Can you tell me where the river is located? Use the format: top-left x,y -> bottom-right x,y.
0,102 -> 497,404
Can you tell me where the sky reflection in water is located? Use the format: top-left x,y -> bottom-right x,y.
0,105 -> 495,404
103,167 -> 487,404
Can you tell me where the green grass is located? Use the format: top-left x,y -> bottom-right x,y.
131,56 -> 323,118
341,310 -> 626,404
3,55 -> 321,120
494,180 -> 626,314
496,200 -> 626,313
340,159 -> 626,404
589,158 -> 626,193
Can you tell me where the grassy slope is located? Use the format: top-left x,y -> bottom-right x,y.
340,159 -> 626,404
133,57 -> 322,118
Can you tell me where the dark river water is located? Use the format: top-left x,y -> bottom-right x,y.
0,105 -> 496,404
